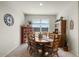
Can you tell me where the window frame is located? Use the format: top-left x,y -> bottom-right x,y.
32,19 -> 49,32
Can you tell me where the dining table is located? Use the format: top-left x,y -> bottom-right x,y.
34,34 -> 54,56
35,35 -> 53,43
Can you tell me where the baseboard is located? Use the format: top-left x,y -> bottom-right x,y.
4,45 -> 19,57
70,50 -> 79,57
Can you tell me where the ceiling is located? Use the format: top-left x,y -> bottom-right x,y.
1,1 -> 76,15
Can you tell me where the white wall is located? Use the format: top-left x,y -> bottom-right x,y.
78,1 -> 79,55
25,15 -> 56,32
57,2 -> 78,56
0,2 -> 24,56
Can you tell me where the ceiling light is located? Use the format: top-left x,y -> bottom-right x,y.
40,3 -> 43,6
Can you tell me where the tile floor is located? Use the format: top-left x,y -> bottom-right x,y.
6,43 -> 76,57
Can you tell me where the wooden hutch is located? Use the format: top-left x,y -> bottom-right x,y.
20,25 -> 33,44
55,17 -> 68,51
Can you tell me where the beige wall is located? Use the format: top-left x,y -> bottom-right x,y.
0,2 -> 24,56
57,2 -> 78,56
25,15 -> 56,32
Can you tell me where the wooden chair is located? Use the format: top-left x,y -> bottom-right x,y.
27,33 -> 37,56
29,40 -> 37,56
42,32 -> 48,36
27,32 -> 43,56
35,43 -> 44,56
49,32 -> 54,39
52,34 -> 61,56
44,34 -> 60,57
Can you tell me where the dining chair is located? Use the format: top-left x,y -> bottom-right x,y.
35,43 -> 44,56
44,34 -> 60,57
49,32 -> 54,39
42,32 -> 48,36
27,32 -> 37,56
52,34 -> 61,56
29,40 -> 37,56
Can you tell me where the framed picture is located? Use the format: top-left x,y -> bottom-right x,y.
70,20 -> 74,30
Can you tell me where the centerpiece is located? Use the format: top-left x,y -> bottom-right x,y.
38,32 -> 42,39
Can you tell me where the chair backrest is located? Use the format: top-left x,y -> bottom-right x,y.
28,32 -> 35,39
49,32 -> 54,39
28,32 -> 35,41
42,32 -> 48,36
52,34 -> 61,51
28,32 -> 35,46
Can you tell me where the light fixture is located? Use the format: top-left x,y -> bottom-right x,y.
40,3 -> 43,6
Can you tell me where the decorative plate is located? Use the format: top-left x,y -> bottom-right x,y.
4,14 -> 14,26
70,20 -> 74,30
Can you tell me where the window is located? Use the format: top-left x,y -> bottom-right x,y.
32,19 -> 49,32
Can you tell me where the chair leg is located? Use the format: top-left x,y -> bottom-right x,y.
56,52 -> 59,57
55,52 -> 59,57
27,45 -> 30,50
52,52 -> 59,57
29,48 -> 32,56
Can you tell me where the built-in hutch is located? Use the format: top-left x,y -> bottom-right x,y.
20,25 -> 32,44
55,17 -> 68,51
